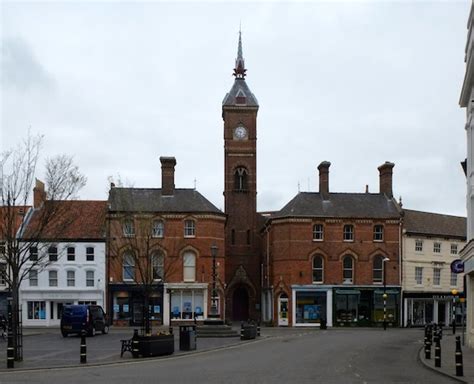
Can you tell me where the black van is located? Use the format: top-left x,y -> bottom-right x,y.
60,304 -> 109,337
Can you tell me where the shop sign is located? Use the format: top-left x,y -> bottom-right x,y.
451,259 -> 464,274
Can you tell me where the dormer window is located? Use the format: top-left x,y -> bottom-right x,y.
234,167 -> 248,191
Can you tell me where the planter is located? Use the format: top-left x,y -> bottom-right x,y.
132,334 -> 174,358
241,324 -> 257,340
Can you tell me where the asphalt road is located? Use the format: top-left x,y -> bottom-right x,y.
0,328 -> 456,384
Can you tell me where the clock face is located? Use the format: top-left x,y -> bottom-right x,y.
234,126 -> 248,140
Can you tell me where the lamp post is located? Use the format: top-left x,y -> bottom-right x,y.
209,245 -> 219,319
452,288 -> 458,335
383,257 -> 390,331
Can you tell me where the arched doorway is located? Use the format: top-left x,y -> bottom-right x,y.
232,286 -> 249,321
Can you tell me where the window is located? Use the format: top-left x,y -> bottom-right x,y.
451,244 -> 458,255
415,240 -> 423,252
234,167 -> 248,191
123,252 -> 135,281
152,220 -> 164,238
49,246 -> 58,262
415,267 -> 423,285
433,242 -> 441,254
27,301 -> 46,320
312,255 -> 324,283
123,219 -> 135,237
450,272 -> 457,287
86,270 -> 94,287
313,224 -> 324,241
184,220 -> 195,237
342,256 -> 354,283
49,270 -> 58,287
373,256 -> 384,283
67,270 -> 75,287
86,247 -> 94,261
67,247 -> 75,261
373,225 -> 384,242
0,263 -> 6,285
183,251 -> 196,282
29,246 -> 38,261
152,252 -> 164,280
29,270 -> 38,286
343,225 -> 354,241
433,268 -> 441,286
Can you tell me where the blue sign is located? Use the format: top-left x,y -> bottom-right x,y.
451,259 -> 465,274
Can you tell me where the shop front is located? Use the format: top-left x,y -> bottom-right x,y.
333,287 -> 401,327
164,283 -> 210,325
291,286 -> 333,327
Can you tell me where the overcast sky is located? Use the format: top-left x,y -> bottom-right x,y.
1,0 -> 471,216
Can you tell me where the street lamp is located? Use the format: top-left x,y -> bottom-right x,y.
382,257 -> 390,331
209,245 -> 219,319
451,288 -> 458,335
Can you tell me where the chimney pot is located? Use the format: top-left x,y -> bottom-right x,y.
318,161 -> 331,199
378,161 -> 395,198
160,156 -> 177,196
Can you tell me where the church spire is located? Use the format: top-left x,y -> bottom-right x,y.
233,29 -> 247,78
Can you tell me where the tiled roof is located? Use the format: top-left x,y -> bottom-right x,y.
403,209 -> 466,239
271,192 -> 400,220
222,78 -> 259,107
23,200 -> 107,240
108,188 -> 224,215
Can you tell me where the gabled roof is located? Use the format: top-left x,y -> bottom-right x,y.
270,192 -> 400,220
222,79 -> 259,107
108,188 -> 224,215
403,209 -> 466,239
23,200 -> 107,240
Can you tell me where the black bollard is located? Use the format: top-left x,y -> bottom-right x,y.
434,334 -> 441,368
80,330 -> 87,364
6,305 -> 13,369
132,329 -> 139,358
240,321 -> 244,340
455,336 -> 464,377
257,321 -> 261,337
424,326 -> 431,360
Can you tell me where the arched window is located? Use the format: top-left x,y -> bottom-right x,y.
312,255 -> 324,283
123,251 -> 135,281
183,251 -> 196,282
373,255 -> 384,283
152,220 -> 164,238
343,256 -> 354,284
152,251 -> 164,281
234,167 -> 248,191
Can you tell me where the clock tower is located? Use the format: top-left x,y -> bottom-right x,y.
222,31 -> 260,321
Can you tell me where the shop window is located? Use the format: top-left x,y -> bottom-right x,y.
184,220 -> 196,237
343,225 -> 354,241
372,256 -> 384,284
29,246 -> 38,261
234,167 -> 248,191
115,297 -> 131,320
27,301 -> 46,320
313,224 -> 324,241
295,291 -> 327,324
49,270 -> 58,287
335,292 -> 359,323
49,246 -> 58,262
170,290 -> 204,320
183,252 -> 196,282
123,252 -> 135,281
415,240 -> 423,252
86,270 -> 94,287
373,225 -> 383,242
67,270 -> 75,287
374,292 -> 397,323
312,255 -> 324,283
86,247 -> 94,261
67,247 -> 75,261
342,256 -> 354,283
152,220 -> 164,238
29,270 -> 38,286
152,252 -> 164,281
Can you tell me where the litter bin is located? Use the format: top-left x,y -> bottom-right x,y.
179,325 -> 197,351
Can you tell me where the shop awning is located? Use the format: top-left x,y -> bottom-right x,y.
335,290 -> 361,295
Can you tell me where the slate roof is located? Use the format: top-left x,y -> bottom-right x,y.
108,188 -> 224,215
23,200 -> 107,240
271,192 -> 400,220
222,78 -> 259,107
403,209 -> 466,239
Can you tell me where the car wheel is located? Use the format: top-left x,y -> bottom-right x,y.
102,325 -> 109,335
89,327 -> 96,337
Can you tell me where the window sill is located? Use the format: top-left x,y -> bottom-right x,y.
343,240 -> 354,243
312,281 -> 324,284
184,236 -> 196,239
373,240 -> 384,243
312,239 -> 323,242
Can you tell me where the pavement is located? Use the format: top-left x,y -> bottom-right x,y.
419,329 -> 474,383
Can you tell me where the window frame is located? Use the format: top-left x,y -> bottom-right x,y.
152,220 -> 165,238
312,255 -> 324,284
29,270 -> 38,287
86,270 -> 94,287
86,247 -> 94,262
29,246 -> 38,261
373,225 -> 384,242
123,252 -> 135,281
433,268 -> 441,286
415,240 -> 423,252
183,251 -> 196,282
67,270 -> 75,287
372,256 -> 384,284
433,242 -> 441,254
48,246 -> 58,262
67,246 -> 75,261
342,256 -> 354,284
451,244 -> 458,255
450,271 -> 457,287
152,252 -> 164,281
123,219 -> 135,237
184,220 -> 196,238
343,225 -> 354,242
415,266 -> 423,285
312,224 -> 324,241
234,167 -> 248,191
49,270 -> 58,287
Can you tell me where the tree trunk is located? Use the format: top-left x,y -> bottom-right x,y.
11,280 -> 22,361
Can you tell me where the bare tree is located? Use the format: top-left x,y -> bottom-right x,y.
0,133 -> 86,360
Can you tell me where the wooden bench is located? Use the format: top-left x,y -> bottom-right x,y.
120,339 -> 133,357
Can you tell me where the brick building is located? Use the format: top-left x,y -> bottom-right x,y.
107,157 -> 226,326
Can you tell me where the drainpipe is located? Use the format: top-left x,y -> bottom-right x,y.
399,218 -> 403,327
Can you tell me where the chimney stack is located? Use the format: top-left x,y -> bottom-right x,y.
160,157 -> 177,196
378,162 -> 395,198
318,161 -> 331,199
33,179 -> 46,208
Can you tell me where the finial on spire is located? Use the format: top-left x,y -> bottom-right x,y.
233,28 -> 247,78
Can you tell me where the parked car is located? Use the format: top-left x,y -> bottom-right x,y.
60,304 -> 109,337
